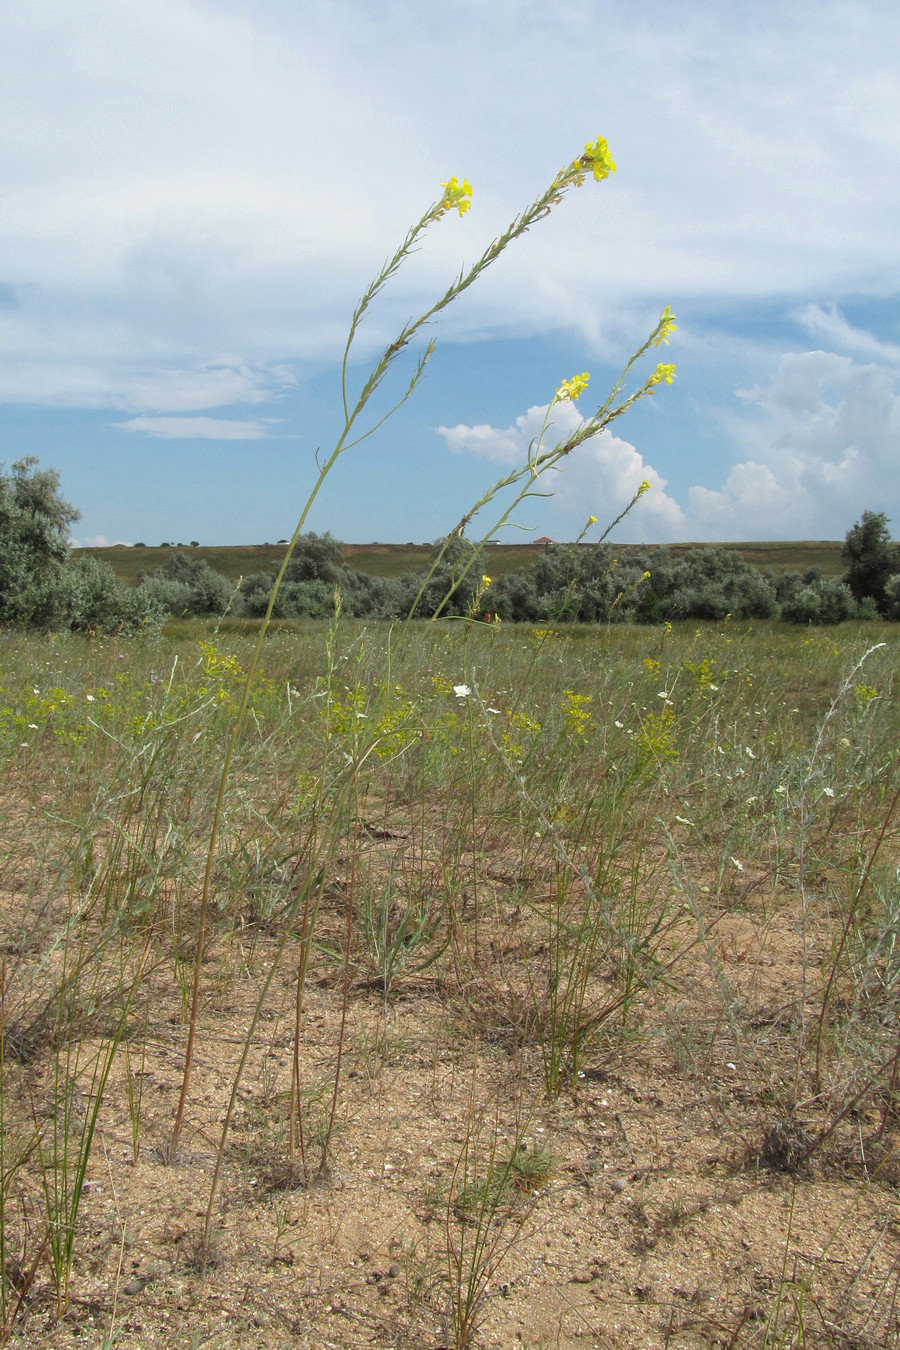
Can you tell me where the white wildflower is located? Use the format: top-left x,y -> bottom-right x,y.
453,685 -> 471,699
730,857 -> 744,871
822,786 -> 835,798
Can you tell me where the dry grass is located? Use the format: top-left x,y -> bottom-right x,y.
0,618 -> 898,1349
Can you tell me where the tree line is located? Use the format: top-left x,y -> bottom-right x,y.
2,459 -> 899,632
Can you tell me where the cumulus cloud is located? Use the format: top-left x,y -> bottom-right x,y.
116,416 -> 269,439
437,401 -> 686,540
687,347 -> 900,538
437,401 -> 584,465
440,331 -> 900,543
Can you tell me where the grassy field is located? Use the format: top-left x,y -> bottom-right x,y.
73,538 -> 847,585
1,616 -> 898,1348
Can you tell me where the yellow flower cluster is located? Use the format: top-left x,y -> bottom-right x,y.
570,136 -> 617,185
637,479 -> 652,498
561,689 -> 593,737
439,176 -> 473,217
654,306 -> 677,347
555,371 -> 590,402
648,363 -> 676,388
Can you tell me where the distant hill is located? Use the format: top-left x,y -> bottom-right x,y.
72,539 -> 846,587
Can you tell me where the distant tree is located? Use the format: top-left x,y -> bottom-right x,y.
0,457 -> 164,632
842,510 -> 900,613
0,457 -> 80,624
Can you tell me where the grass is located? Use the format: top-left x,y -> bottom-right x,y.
1,616 -> 899,1347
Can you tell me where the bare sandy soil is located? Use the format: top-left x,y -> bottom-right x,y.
2,822 -> 898,1350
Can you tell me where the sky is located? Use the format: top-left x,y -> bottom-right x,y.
2,0 -> 899,548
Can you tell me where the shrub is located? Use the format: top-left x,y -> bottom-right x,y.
28,554 -> 166,633
137,551 -> 239,617
779,576 -> 859,625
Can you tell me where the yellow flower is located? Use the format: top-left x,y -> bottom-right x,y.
654,306 -> 677,347
637,479 -> 652,497
588,514 -> 597,525
582,135 -> 616,181
481,574 -> 491,588
648,363 -> 676,388
566,136 -> 616,187
555,371 -> 590,401
439,176 -> 473,217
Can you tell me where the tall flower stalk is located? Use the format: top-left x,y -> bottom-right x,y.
169,140 -> 676,1243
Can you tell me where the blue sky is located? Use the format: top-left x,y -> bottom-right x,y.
2,0 -> 899,547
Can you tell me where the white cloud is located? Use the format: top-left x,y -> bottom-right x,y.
115,415 -> 269,439
686,347 -> 900,538
554,432 -> 687,539
441,332 -> 900,542
1,2 -> 900,406
793,304 -> 900,365
438,401 -> 585,465
71,534 -> 132,547
437,401 -> 686,539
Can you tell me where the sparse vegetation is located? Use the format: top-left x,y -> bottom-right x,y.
1,618 -> 899,1347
